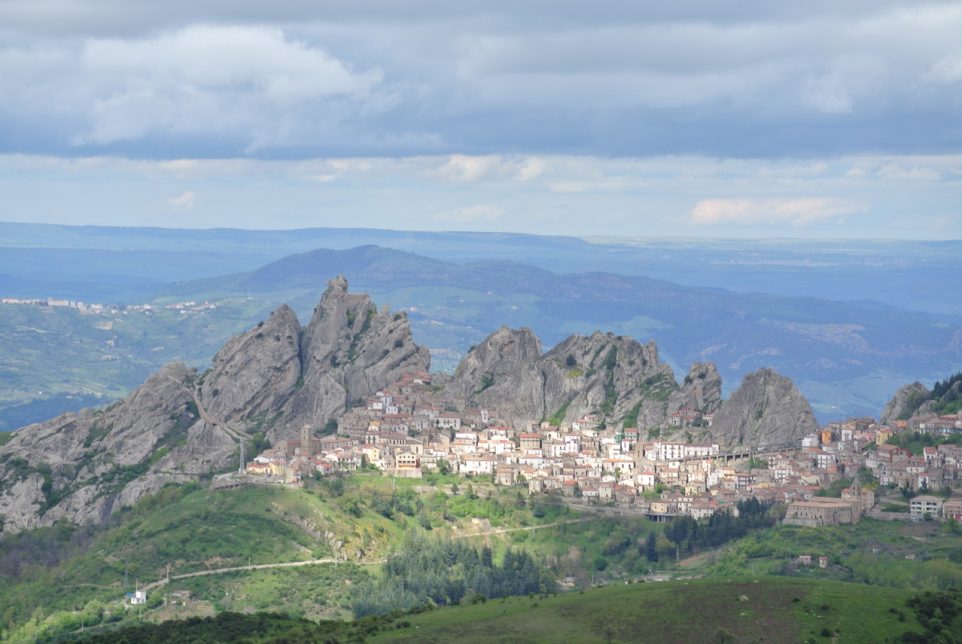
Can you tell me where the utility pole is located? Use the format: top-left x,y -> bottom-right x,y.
124,560 -> 128,589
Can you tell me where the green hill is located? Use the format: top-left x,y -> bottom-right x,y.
64,577 -> 946,644
369,577 -> 936,644
6,471 -> 962,642
0,474 -> 577,642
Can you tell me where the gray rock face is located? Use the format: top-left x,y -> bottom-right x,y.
0,362 -> 225,532
709,368 -> 819,448
201,304 -> 302,423
880,382 -> 930,425
0,277 -> 428,533
446,328 -> 723,432
0,278 -> 822,533
276,276 -> 430,440
667,362 -> 723,417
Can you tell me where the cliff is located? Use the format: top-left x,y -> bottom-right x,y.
445,327 -> 723,432
0,277 -> 428,532
708,368 -> 819,448
0,279 -> 821,533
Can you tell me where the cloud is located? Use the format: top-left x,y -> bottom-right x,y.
3,152 -> 959,238
3,3 -> 962,158
688,197 -> 868,226
875,162 -> 942,181
434,204 -> 505,224
0,25 -> 386,151
167,190 -> 197,209
429,155 -> 546,182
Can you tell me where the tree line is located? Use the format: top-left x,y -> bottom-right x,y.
352,530 -> 555,617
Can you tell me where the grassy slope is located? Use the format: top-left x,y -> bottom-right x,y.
372,577 -> 924,644
702,518 -> 962,590
0,475 -> 573,640
8,474 -> 962,641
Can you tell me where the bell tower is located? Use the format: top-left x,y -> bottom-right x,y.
301,424 -> 313,457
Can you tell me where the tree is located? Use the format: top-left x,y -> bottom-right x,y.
666,516 -> 695,562
645,532 -> 658,563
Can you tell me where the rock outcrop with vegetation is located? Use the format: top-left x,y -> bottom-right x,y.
880,382 -> 931,425
0,278 -> 820,533
0,362 -> 232,532
0,277 -> 428,533
880,373 -> 962,424
446,327 -> 724,433
708,368 -> 819,448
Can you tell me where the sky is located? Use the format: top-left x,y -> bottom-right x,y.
1,1 -> 960,239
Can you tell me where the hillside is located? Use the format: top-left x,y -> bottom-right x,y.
5,470 -> 962,641
62,577 -> 938,644
0,474 -> 579,641
369,577 -> 934,643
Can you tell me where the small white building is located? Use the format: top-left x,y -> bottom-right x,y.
126,589 -> 147,605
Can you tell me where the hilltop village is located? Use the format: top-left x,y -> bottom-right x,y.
235,369 -> 962,527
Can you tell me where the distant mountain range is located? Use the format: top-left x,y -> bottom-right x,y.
162,245 -> 962,420
0,222 -> 960,425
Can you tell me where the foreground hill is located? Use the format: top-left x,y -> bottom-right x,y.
369,577 -> 933,644
64,577 -> 937,644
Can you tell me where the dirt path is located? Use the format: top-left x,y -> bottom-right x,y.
452,517 -> 592,539
143,557 -> 384,591
142,517 -> 591,591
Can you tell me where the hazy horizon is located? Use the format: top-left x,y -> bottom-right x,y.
1,1 -> 960,239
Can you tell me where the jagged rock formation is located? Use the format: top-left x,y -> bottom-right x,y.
880,374 -> 962,424
446,328 -> 722,432
0,362 -> 233,532
200,304 -> 303,423
276,275 -> 430,438
880,382 -> 930,425
0,277 -> 428,533
708,368 -> 819,448
0,278 -> 820,534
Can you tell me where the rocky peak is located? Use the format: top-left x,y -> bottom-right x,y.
880,382 -> 930,425
668,362 -> 723,415
277,276 -> 429,439
0,277 -> 429,533
446,328 -> 680,429
452,326 -> 542,394
709,367 -> 818,448
201,303 -> 302,422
